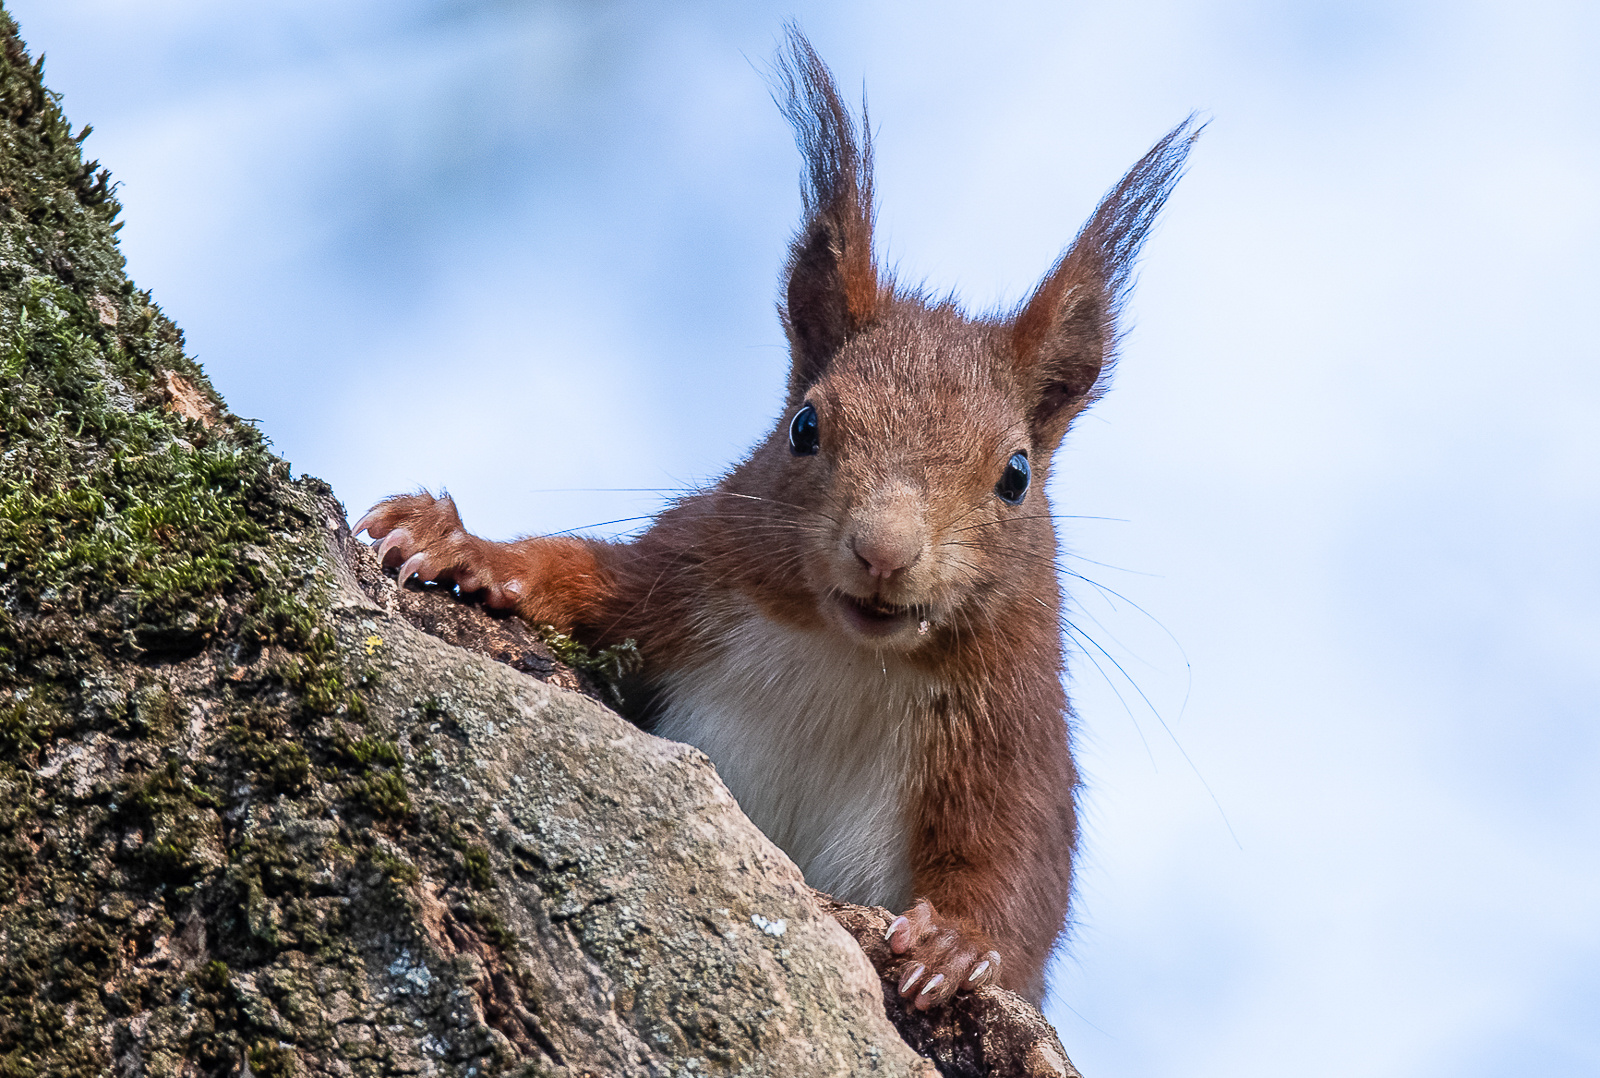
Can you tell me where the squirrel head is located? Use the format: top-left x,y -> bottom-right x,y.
737,32 -> 1199,653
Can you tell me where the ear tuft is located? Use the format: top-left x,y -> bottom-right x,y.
774,28 -> 880,396
1013,115 -> 1204,448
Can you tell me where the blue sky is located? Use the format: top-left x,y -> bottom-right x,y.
10,2 -> 1597,1074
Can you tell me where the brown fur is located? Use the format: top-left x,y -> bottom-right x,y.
357,35 -> 1198,1008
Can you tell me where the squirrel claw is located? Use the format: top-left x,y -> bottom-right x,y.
376,529 -> 413,567
888,899 -> 1002,1008
914,973 -> 946,1009
356,492 -> 513,604
351,509 -> 380,539
397,551 -> 432,586
484,579 -> 522,611
898,963 -> 926,995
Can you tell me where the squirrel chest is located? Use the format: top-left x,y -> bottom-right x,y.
650,596 -> 941,910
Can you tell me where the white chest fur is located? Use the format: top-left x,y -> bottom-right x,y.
651,605 -> 941,909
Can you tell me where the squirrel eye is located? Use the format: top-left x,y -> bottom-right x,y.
789,402 -> 820,455
996,452 -> 1029,505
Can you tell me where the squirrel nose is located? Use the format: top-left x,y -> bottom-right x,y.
852,532 -> 921,580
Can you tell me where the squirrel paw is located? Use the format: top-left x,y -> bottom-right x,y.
353,491 -> 521,610
885,898 -> 1003,1010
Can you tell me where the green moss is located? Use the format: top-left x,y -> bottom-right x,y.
354,770 -> 413,820
0,998 -> 105,1078
462,845 -> 493,891
436,814 -> 495,890
331,735 -> 412,819
338,735 -> 402,770
369,847 -> 420,887
214,833 -> 321,964
196,959 -> 232,995
118,758 -> 216,816
0,169 -> 356,704
360,846 -> 423,921
0,688 -> 58,759
0,767 -> 36,904
536,626 -> 641,707
227,712 -> 312,794
257,740 -> 313,795
276,627 -> 366,718
248,1040 -> 296,1078
0,279 -> 270,642
465,903 -> 518,951
111,759 -> 222,890
52,921 -> 118,1000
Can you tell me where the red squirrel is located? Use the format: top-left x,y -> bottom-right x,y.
355,34 -> 1196,1009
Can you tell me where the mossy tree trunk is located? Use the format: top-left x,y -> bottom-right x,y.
0,10 -> 935,1077
0,8 -> 1088,1077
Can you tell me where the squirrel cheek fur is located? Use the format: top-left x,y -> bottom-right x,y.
356,32 -> 1197,1010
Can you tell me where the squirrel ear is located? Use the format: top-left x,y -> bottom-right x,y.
775,29 -> 880,397
1012,116 -> 1203,450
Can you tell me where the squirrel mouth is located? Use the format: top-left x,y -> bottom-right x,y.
837,593 -> 920,638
